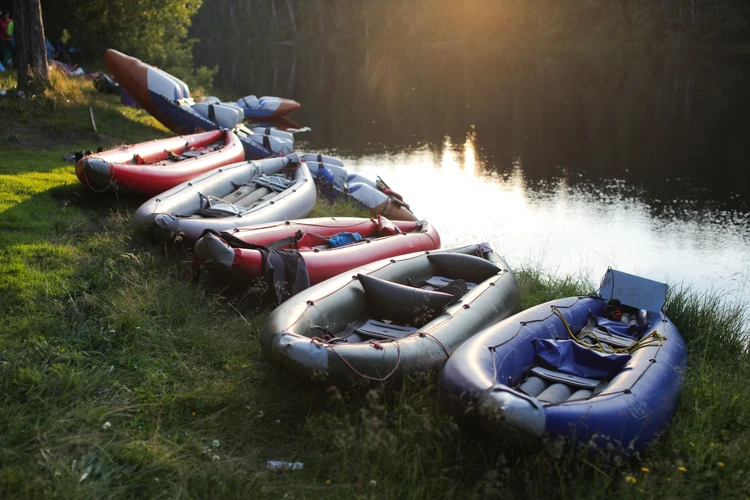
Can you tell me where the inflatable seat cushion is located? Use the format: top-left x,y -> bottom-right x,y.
358,273 -> 457,326
375,215 -> 403,236
190,102 -> 243,128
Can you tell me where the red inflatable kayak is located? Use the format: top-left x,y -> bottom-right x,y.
75,129 -> 245,196
192,216 -> 441,291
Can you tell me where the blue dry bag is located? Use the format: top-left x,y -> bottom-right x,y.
328,232 -> 362,248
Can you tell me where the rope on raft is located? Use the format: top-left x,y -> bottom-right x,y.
551,306 -> 666,355
310,336 -> 403,383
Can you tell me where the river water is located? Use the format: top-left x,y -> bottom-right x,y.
199,47 -> 750,306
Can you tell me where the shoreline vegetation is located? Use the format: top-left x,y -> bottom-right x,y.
0,72 -> 749,498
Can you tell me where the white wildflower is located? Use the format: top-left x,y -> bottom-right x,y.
102,421 -> 112,430
212,439 -> 220,448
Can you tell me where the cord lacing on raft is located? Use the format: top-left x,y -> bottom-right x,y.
310,335 -> 403,383
308,327 -> 450,383
551,306 -> 666,355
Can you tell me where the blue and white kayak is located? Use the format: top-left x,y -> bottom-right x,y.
235,94 -> 300,120
300,153 -> 418,221
441,269 -> 687,453
104,49 -> 297,159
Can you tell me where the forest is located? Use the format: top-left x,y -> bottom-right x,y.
191,0 -> 750,50
35,0 -> 750,78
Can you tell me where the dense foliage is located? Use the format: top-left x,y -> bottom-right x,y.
191,0 -> 750,50
40,0 -> 206,82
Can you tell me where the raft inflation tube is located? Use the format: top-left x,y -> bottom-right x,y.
299,153 -> 417,221
251,127 -> 295,143
75,129 -> 245,196
192,217 -> 441,294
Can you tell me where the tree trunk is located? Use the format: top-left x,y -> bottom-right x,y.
12,0 -> 48,89
362,0 -> 369,38
286,0 -> 297,31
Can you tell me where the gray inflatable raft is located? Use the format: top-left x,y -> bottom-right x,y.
260,243 -> 521,386
132,153 -> 316,244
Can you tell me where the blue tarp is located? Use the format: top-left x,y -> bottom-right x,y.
593,316 -> 641,339
533,338 -> 631,379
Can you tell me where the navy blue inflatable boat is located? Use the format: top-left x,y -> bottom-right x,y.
104,49 -> 296,160
441,270 -> 687,453
150,94 -> 294,160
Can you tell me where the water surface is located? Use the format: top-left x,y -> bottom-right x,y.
199,47 -> 750,305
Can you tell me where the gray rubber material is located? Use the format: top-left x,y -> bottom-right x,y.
132,153 -> 316,244
357,273 -> 456,325
260,244 -> 521,387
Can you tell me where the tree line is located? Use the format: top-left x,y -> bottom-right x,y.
8,0 -> 747,89
39,0 -> 202,81
37,0 -> 750,69
190,0 -> 750,50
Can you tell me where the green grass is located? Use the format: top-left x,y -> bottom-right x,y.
1,71 -> 749,499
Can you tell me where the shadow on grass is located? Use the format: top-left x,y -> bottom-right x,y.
0,177 -> 153,314
0,89 -> 171,171
0,178 -> 147,236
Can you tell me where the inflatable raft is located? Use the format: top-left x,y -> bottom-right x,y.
300,153 -> 417,222
260,243 -> 520,386
132,153 -> 316,244
440,269 -> 687,453
75,129 -> 244,196
192,216 -> 440,298
104,49 -> 297,159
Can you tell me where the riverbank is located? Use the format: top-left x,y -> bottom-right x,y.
0,72 -> 748,498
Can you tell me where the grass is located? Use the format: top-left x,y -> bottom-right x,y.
1,70 -> 749,499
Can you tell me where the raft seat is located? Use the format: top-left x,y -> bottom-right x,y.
519,366 -> 607,404
175,141 -> 223,161
192,187 -> 284,218
245,189 -> 280,210
355,319 -> 419,340
424,275 -> 477,291
335,318 -> 418,343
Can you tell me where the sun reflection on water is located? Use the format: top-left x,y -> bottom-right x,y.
345,128 -> 750,305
